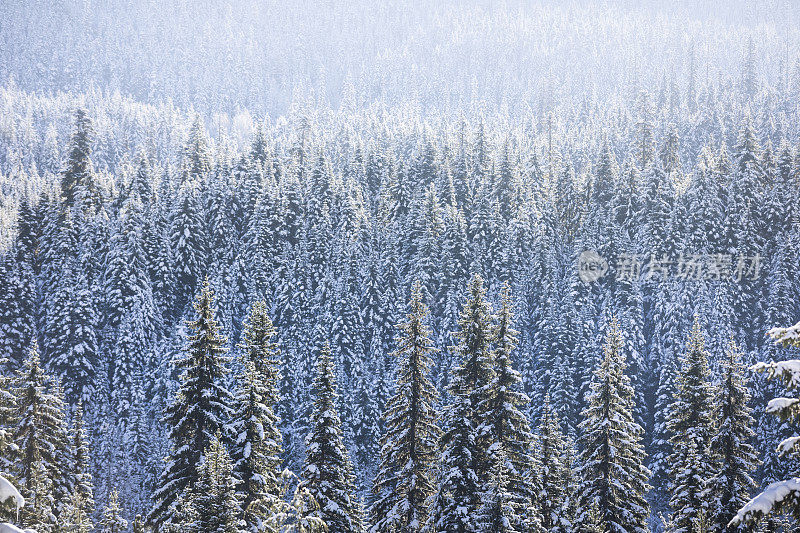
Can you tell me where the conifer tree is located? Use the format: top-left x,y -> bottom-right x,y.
61,108 -> 99,211
450,273 -> 496,479
576,316 -> 650,533
195,433 -> 246,533
706,339 -> 758,531
45,255 -> 100,405
231,359 -> 282,532
370,280 -> 440,533
300,343 -> 362,533
64,404 -> 94,530
479,282 -> 537,532
537,396 -> 572,533
12,346 -> 70,507
149,279 -> 235,529
22,460 -> 57,531
429,274 -> 496,533
169,181 -> 207,314
100,489 -> 128,533
230,301 -> 283,533
667,318 -> 716,532
729,321 -> 800,528
478,454 -> 522,533
60,489 -> 94,532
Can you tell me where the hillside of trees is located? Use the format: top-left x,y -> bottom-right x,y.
1,0 -> 800,531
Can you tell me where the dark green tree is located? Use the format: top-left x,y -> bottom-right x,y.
231,303 -> 283,533
148,279 -> 235,529
576,316 -> 650,533
370,280 -> 440,532
667,318 -> 716,532
706,339 -> 758,531
300,344 -> 362,533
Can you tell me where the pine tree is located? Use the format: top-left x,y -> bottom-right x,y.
667,318 -> 716,532
149,279 -> 235,529
537,396 -> 572,533
231,359 -> 282,532
478,282 -> 538,531
100,489 -> 128,533
706,339 -> 758,531
576,316 -> 650,533
370,280 -> 440,533
729,321 -> 800,527
195,433 -> 246,533
12,346 -> 70,508
230,301 -> 283,533
63,404 -> 94,530
429,274 -> 496,533
45,254 -> 100,406
300,343 -> 362,533
21,459 -> 57,532
169,181 -> 207,315
61,108 -> 99,211
478,454 -> 521,533
450,273 -> 496,479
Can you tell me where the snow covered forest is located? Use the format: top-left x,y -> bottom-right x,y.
1,0 -> 800,531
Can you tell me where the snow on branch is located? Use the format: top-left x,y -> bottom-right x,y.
0,476 -> 23,512
729,478 -> 800,527
768,322 -> 800,348
752,360 -> 800,390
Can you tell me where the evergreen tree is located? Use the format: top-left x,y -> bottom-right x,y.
100,489 -> 128,533
450,273 -> 496,479
12,346 -> 70,512
706,339 -> 758,531
300,344 -> 362,533
195,433 -> 246,533
429,274 -> 496,533
477,454 -> 522,533
149,279 -> 235,529
45,254 -> 100,406
370,280 -> 440,533
230,301 -> 283,533
576,316 -> 650,533
64,404 -> 94,530
537,396 -> 572,533
479,282 -> 538,531
61,108 -> 99,211
667,318 -> 716,532
729,321 -> 800,528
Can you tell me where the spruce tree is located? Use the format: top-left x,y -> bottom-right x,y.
576,316 -> 650,533
706,339 -> 758,531
149,279 -> 235,529
12,346 -> 70,507
370,280 -> 440,532
478,282 -> 538,532
450,272 -> 496,479
230,301 -> 283,533
64,404 -> 94,530
429,274 -> 496,533
667,318 -> 716,532
195,433 -> 246,533
300,343 -> 362,533
537,396 -> 572,533
100,489 -> 128,533
231,359 -> 282,532
728,321 -> 800,528
61,108 -> 99,211
478,453 -> 522,533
